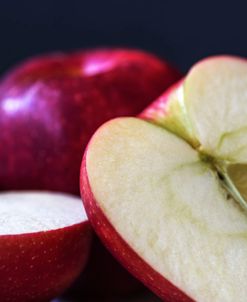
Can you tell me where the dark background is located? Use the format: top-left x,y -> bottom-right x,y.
0,0 -> 246,75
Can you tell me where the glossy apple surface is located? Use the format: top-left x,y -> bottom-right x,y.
0,48 -> 181,195
0,191 -> 92,302
81,57 -> 247,302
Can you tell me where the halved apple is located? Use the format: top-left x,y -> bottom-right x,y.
81,56 -> 247,302
0,191 -> 91,302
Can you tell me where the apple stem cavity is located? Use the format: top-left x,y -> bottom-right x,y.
215,163 -> 247,213
196,149 -> 247,214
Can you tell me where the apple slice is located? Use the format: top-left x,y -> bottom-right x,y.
81,56 -> 247,302
0,191 -> 91,302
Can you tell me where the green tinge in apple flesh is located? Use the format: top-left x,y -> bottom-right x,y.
143,55 -> 247,213
141,81 -> 200,148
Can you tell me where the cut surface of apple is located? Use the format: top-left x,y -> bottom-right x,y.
0,191 -> 91,302
0,192 -> 86,234
81,56 -> 247,302
182,57 -> 247,159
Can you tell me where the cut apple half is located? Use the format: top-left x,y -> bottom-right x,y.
0,191 -> 92,302
81,56 -> 247,302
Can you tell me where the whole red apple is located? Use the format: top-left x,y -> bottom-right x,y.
0,48 -> 181,297
0,48 -> 181,195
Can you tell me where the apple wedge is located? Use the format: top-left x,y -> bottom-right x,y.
81,56 -> 247,302
0,191 -> 91,302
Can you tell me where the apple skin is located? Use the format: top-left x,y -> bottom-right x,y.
80,152 -> 194,302
0,48 -> 181,195
0,221 -> 92,302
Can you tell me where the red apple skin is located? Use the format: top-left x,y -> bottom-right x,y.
80,146 -> 194,302
0,48 -> 181,195
0,221 -> 92,302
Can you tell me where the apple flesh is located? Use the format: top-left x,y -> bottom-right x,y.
81,57 -> 247,302
0,191 -> 91,302
0,48 -> 181,195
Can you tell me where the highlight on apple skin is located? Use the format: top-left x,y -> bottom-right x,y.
0,48 -> 181,196
80,56 -> 247,302
0,191 -> 92,302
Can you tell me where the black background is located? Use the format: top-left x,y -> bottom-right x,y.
0,0 -> 246,75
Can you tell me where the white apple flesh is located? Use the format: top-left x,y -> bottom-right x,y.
0,192 -> 92,302
81,57 -> 247,302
